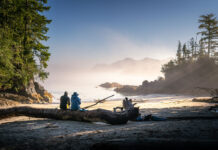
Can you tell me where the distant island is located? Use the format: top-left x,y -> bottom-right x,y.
99,82 -> 123,88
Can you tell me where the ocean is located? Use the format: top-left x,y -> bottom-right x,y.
50,86 -> 193,104
42,71 -> 193,104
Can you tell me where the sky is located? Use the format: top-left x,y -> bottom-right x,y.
44,0 -> 218,68
39,0 -> 218,97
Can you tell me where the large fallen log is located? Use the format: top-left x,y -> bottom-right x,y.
0,106 -> 139,125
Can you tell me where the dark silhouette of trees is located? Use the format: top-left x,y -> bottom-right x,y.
162,13 -> 218,77
176,41 -> 182,64
198,13 -> 218,57
159,13 -> 218,95
117,13 -> 218,96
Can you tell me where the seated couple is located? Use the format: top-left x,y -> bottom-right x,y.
60,91 -> 84,111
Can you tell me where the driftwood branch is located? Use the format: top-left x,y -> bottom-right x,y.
0,106 -> 139,125
82,95 -> 114,109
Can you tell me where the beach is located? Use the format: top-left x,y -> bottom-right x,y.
1,97 -> 218,149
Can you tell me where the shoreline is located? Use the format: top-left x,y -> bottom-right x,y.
0,95 -> 214,109
1,97 -> 218,149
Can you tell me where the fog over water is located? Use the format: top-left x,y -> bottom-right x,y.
42,57 -> 172,103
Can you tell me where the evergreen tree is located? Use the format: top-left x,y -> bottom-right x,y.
198,39 -> 205,58
176,41 -> 182,64
198,13 -> 218,57
182,43 -> 188,60
0,28 -> 14,90
0,0 -> 51,92
161,60 -> 176,74
161,13 -> 218,86
189,37 -> 195,59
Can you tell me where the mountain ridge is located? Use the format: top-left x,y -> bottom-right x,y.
92,57 -> 170,76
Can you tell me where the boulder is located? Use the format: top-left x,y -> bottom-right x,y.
34,82 -> 53,103
22,80 -> 53,103
100,82 -> 123,88
25,79 -> 37,96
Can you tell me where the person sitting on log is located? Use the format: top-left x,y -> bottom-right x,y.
60,91 -> 70,110
70,92 -> 81,111
122,97 -> 137,111
120,97 -> 166,121
113,97 -> 136,113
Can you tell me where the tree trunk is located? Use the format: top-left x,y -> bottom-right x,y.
0,107 -> 139,125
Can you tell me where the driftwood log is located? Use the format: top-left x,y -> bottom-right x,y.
0,106 -> 139,125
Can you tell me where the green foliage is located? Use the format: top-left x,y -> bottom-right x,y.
189,37 -> 195,59
0,0 -> 51,92
176,41 -> 182,64
198,13 -> 218,56
161,60 -> 176,75
0,29 -> 14,90
161,13 -> 218,85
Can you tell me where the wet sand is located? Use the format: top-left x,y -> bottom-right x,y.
0,98 -> 218,149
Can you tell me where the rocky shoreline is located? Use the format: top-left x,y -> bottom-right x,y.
100,82 -> 213,97
0,81 -> 53,107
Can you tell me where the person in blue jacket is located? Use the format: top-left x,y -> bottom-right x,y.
70,92 -> 81,111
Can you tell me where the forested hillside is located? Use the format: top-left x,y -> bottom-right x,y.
116,13 -> 218,96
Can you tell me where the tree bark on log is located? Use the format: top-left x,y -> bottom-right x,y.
0,107 -> 139,125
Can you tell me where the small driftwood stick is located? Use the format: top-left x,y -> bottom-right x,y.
82,95 -> 114,109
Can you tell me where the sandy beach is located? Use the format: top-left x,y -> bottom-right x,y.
1,97 -> 218,149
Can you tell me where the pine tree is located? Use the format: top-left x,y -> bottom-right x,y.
198,13 -> 218,57
198,39 -> 205,58
176,41 -> 182,64
0,29 -> 14,90
189,37 -> 195,59
182,43 -> 188,60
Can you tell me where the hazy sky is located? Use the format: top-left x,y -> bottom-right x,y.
44,0 -> 218,68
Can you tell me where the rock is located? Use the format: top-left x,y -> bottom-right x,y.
25,79 -> 37,96
0,80 -> 53,106
114,85 -> 138,95
24,80 -> 53,103
99,82 -> 123,88
0,93 -> 34,106
34,82 -> 53,103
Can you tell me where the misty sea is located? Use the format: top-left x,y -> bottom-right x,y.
50,86 -> 193,104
